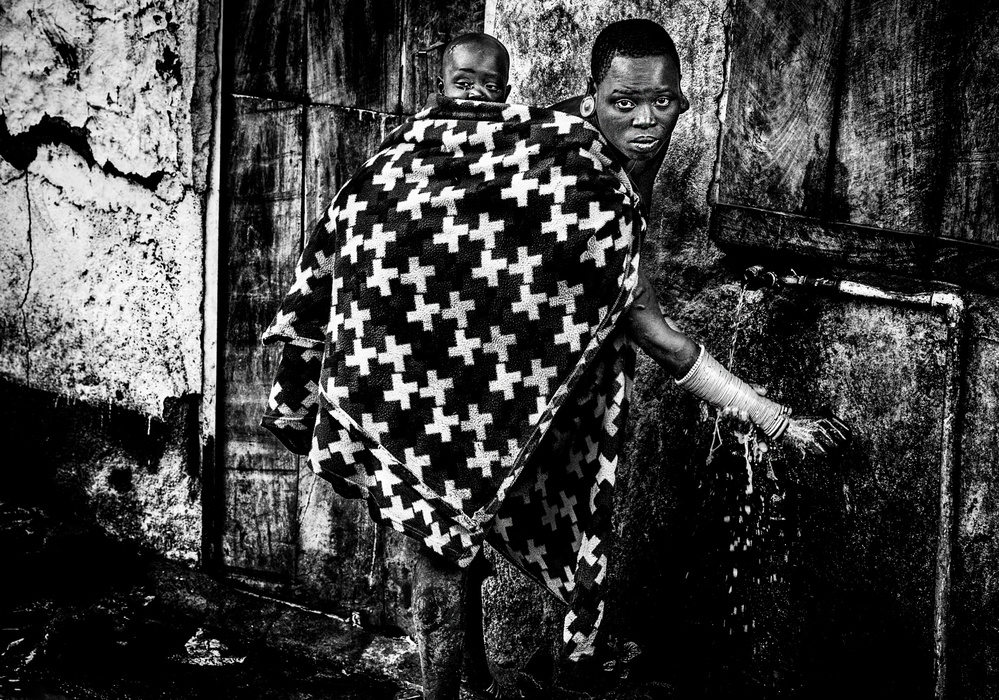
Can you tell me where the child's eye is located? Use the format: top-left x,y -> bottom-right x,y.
614,99 -> 635,110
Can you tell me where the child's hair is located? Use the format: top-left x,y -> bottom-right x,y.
442,33 -> 510,78
590,19 -> 681,84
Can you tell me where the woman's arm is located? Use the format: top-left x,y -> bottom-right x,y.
625,266 -> 699,378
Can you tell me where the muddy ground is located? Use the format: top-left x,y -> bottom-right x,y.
0,502 -> 672,700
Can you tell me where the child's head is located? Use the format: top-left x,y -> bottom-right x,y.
437,33 -> 511,102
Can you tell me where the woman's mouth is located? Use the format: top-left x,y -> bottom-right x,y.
630,137 -> 660,153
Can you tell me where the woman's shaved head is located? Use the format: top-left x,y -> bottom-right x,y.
590,19 -> 681,85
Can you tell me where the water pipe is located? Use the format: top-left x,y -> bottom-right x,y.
743,266 -> 965,700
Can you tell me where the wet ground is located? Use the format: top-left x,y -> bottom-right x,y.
0,503 -> 674,700
0,502 -> 422,700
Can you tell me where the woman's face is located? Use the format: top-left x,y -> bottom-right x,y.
593,54 -> 685,163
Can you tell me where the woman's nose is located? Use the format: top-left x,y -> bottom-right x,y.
633,105 -> 655,126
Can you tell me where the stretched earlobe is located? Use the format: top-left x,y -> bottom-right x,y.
580,94 -> 595,118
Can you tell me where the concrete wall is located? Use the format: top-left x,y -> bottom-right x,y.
0,0 -> 217,562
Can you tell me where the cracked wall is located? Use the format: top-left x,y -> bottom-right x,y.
0,0 -> 207,415
0,0 -> 216,563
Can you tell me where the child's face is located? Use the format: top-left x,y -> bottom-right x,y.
439,43 -> 510,102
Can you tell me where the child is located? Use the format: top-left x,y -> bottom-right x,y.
437,33 -> 512,103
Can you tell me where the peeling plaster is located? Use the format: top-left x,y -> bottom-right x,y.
0,0 -> 207,418
0,0 -> 200,185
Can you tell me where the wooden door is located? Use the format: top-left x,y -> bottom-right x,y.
712,0 -> 999,696
713,0 -> 999,293
220,0 -> 486,629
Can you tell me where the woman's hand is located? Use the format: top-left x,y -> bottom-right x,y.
780,414 -> 852,457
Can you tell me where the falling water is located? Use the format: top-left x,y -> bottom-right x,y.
689,284 -> 795,664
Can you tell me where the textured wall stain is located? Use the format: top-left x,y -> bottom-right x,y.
0,0 -> 211,564
0,0 -> 207,418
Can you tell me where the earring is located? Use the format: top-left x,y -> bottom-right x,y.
580,95 -> 595,118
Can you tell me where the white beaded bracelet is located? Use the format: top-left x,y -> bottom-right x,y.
675,344 -> 791,439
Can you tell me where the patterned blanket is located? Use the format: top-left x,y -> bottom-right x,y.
262,96 -> 643,660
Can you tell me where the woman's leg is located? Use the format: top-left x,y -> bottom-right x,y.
462,556 -> 492,688
412,548 -> 468,700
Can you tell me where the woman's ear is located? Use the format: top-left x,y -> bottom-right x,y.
586,76 -> 596,95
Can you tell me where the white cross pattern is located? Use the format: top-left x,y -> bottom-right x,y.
341,230 -> 364,263
429,185 -> 465,217
343,301 -> 371,339
383,372 -> 420,409
550,280 -> 584,315
425,406 -> 460,442
527,395 -> 548,427
327,305 -> 346,337
367,257 -> 399,296
400,256 -> 436,293
558,491 -> 579,522
538,166 -> 577,204
403,447 -> 431,482
506,246 -> 542,284
471,248 -> 508,287
482,325 -> 516,362
540,497 -> 561,531
488,362 -> 522,400
501,171 -> 541,207
523,538 -> 549,571
370,455 -> 404,498
363,223 -> 398,259
467,212 -> 505,249
407,294 -> 441,331
419,370 -> 454,406
541,203 -> 578,242
468,150 -> 508,182
502,140 -> 541,173
511,283 -> 548,321
539,110 -> 578,135
313,249 -> 335,277
324,376 -> 350,402
449,328 -> 482,365
371,158 -> 406,192
440,291 -> 476,329
337,193 -> 369,227
465,120 -> 506,154
382,494 -> 416,523
440,127 -> 469,156
433,216 -> 469,253
377,335 -> 412,372
396,183 -> 433,220
523,359 -> 559,397
404,156 -> 435,185
345,337 -> 378,375
578,200 -> 616,235
442,479 -> 472,510
328,428 -> 365,465
554,315 -> 589,353
288,265 -> 314,296
493,515 -> 514,540
411,498 -> 435,526
460,404 -> 494,441
580,231 -> 615,269
467,441 -> 501,477
361,412 -> 390,443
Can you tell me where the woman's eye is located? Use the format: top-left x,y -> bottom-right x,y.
614,99 -> 635,110
655,96 -> 672,107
